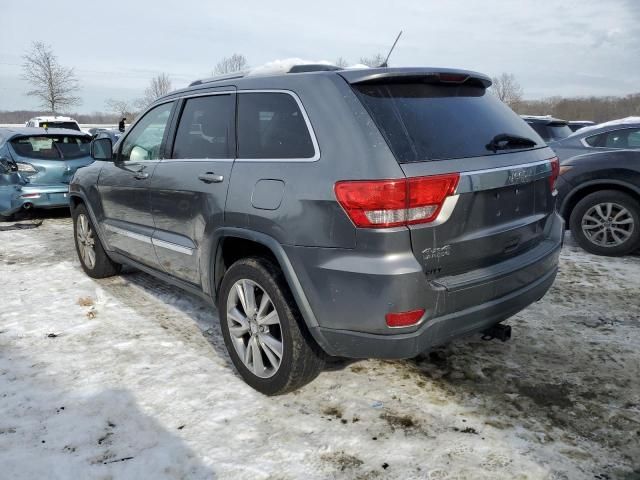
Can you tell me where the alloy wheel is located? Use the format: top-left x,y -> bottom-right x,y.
581,202 -> 634,247
226,279 -> 283,378
76,213 -> 96,269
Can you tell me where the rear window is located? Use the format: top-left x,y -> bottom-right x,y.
11,135 -> 91,160
237,92 -> 315,159
39,121 -> 80,131
353,83 -> 543,163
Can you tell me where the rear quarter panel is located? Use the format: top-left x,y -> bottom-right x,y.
224,74 -> 406,248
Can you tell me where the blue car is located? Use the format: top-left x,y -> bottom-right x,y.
0,127 -> 93,218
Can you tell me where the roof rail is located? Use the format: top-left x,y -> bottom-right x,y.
188,63 -> 343,87
189,71 -> 248,87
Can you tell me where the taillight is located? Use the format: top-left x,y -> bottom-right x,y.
385,309 -> 425,328
549,157 -> 559,191
335,173 -> 459,228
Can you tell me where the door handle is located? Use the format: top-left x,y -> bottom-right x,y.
134,172 -> 149,180
198,172 -> 224,184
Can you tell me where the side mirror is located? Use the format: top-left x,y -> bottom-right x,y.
91,137 -> 114,161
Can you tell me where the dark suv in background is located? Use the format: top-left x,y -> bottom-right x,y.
522,115 -> 573,143
70,66 -> 563,395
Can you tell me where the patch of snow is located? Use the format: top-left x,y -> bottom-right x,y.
248,58 -> 335,76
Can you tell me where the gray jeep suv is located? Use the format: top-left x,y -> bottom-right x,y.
70,66 -> 563,395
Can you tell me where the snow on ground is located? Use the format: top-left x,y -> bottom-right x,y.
1,215 -> 639,480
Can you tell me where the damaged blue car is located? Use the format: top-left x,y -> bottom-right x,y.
0,128 -> 93,219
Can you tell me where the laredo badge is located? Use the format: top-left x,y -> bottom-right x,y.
422,245 -> 452,261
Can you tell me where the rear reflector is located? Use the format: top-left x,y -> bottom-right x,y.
20,193 -> 41,198
549,157 -> 559,191
385,309 -> 425,328
335,173 -> 459,228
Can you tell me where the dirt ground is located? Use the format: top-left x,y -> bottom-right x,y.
1,214 -> 639,479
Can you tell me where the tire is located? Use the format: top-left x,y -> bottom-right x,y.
218,256 -> 325,395
72,203 -> 122,278
569,190 -> 640,256
0,213 -> 13,222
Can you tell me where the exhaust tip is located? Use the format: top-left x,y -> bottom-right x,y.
22,202 -> 33,210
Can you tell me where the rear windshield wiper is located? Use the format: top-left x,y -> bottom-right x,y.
486,133 -> 537,153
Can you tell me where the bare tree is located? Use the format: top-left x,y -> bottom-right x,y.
359,53 -> 386,67
140,73 -> 172,107
105,98 -> 136,119
491,73 -> 524,108
214,54 -> 248,76
334,57 -> 349,68
21,42 -> 81,113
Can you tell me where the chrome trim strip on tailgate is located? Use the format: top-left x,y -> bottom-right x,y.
455,159 -> 552,194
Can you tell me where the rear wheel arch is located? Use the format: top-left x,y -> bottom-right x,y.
561,180 -> 640,222
211,229 -> 321,327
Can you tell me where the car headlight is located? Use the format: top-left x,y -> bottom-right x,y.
16,162 -> 37,175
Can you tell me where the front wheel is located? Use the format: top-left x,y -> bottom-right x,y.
218,257 -> 324,395
569,190 -> 640,256
73,204 -> 122,278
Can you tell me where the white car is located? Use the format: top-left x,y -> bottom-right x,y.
25,115 -> 83,132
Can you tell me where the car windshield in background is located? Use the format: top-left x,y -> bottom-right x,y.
353,83 -> 542,163
38,121 -> 80,131
10,135 -> 91,160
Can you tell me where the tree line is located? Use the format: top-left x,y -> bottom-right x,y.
10,41 -> 640,124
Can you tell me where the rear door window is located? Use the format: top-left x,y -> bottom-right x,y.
353,83 -> 543,163
586,128 -> 640,148
237,92 -> 315,159
172,94 -> 235,159
10,135 -> 90,159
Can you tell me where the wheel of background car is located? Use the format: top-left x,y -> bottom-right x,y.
72,204 -> 122,278
218,256 -> 324,395
569,190 -> 640,256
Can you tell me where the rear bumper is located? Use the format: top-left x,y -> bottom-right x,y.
313,264 -> 557,358
288,212 -> 564,358
0,184 -> 70,215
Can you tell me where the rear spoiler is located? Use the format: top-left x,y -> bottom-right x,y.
338,67 -> 492,88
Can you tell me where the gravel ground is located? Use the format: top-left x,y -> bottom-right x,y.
0,215 -> 639,480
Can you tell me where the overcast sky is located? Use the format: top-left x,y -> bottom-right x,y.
1,0 -> 639,113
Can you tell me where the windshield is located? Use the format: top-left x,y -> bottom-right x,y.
353,82 -> 542,163
11,135 -> 91,160
39,121 -> 80,131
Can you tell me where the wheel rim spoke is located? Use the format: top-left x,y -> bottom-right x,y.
260,333 -> 283,359
613,208 -> 629,221
259,337 -> 281,369
242,281 -> 257,318
251,337 -> 266,375
258,309 -> 279,326
257,293 -> 270,318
